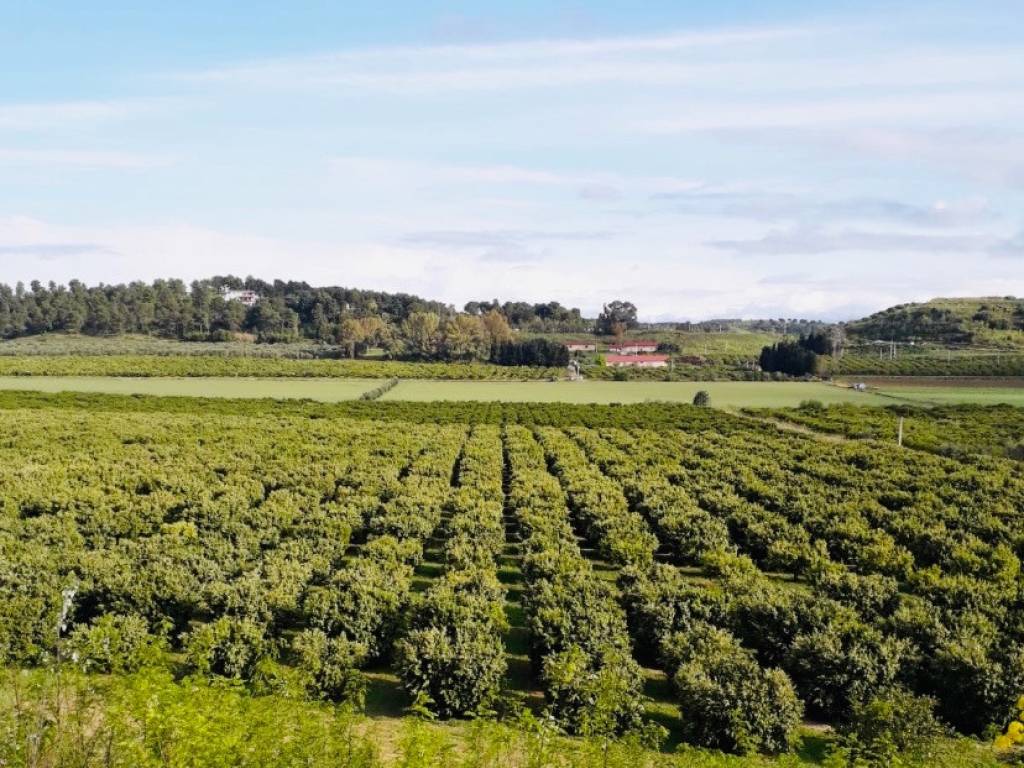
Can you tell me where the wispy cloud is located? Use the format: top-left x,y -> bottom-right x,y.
991,231 -> 1024,258
329,156 -> 703,200
709,226 -> 1020,257
0,99 -> 172,130
653,188 -> 996,227
0,242 -> 115,259
184,25 -> 820,91
636,89 -> 1023,134
0,148 -> 172,170
400,228 -> 616,248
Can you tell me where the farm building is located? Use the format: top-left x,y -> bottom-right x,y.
566,341 -> 597,352
222,289 -> 260,307
605,354 -> 669,368
608,340 -> 659,354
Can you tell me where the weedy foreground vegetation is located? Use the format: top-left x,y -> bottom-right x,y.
1,393 -> 1021,767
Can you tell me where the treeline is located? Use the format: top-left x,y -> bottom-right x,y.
490,338 -> 569,367
758,331 -> 831,375
0,278 -> 445,342
0,278 -> 577,366
0,278 -> 588,342
463,299 -> 586,332
0,355 -> 564,380
660,318 -> 828,334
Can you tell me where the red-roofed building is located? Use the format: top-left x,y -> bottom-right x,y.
608,340 -> 659,354
605,354 -> 669,368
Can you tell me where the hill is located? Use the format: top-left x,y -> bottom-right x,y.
844,297 -> 1024,347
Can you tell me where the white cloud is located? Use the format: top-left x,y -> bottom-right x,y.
0,99 -> 172,130
708,225 -> 1018,257
0,148 -> 172,170
328,155 -> 704,198
185,25 -> 821,91
635,89 -> 1023,133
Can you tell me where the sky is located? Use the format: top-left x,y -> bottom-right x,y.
1,0 -> 1022,321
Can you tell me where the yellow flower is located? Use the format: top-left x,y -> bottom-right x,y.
1017,695 -> 1024,711
1009,721 -> 1024,737
996,734 -> 1013,751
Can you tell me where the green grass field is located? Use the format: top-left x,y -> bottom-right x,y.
0,376 -> 380,400
380,379 -> 893,406
874,386 -> 1024,406
839,376 -> 1024,406
3,375 -> 1022,408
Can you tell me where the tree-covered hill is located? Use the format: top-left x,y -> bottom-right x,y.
844,297 -> 1024,346
0,277 -> 588,343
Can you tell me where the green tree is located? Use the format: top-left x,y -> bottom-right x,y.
595,301 -> 638,335
402,311 -> 442,359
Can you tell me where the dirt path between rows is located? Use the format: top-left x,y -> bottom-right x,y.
739,413 -> 855,444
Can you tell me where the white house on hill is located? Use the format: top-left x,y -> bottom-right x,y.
222,289 -> 260,307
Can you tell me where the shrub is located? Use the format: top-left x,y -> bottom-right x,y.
392,573 -> 507,718
785,615 -> 907,721
929,634 -> 1024,734
725,581 -> 835,669
834,688 -> 943,767
662,623 -> 802,754
523,572 -> 631,662
68,613 -> 164,673
291,629 -> 367,705
183,616 -> 269,679
395,621 -> 506,718
658,507 -> 731,564
302,546 -> 412,660
541,643 -> 646,736
692,390 -> 710,407
618,565 -> 721,662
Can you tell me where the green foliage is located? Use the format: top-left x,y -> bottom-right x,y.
662,623 -> 802,754
395,621 -> 506,718
394,572 -> 508,718
541,643 -> 646,737
361,378 -> 400,400
833,688 -> 944,767
759,340 -> 821,376
0,354 -> 563,379
183,616 -> 270,679
68,614 -> 166,673
1,394 -> 1023,756
929,633 -> 1024,734
785,615 -> 907,721
754,403 -> 1024,461
595,300 -> 639,335
844,296 -> 1024,345
693,390 -> 711,407
292,629 -> 367,705
831,353 -> 1024,376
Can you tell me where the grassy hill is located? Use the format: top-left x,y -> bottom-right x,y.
844,297 -> 1024,347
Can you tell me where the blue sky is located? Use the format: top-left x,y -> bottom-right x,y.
1,1 -> 1022,320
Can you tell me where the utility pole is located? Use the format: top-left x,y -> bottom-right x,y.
897,416 -> 904,448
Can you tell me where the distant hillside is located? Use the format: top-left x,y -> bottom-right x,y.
844,297 -> 1024,346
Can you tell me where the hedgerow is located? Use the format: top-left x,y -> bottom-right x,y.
0,354 -> 563,379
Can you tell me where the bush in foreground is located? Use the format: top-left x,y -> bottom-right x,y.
661,623 -> 803,754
